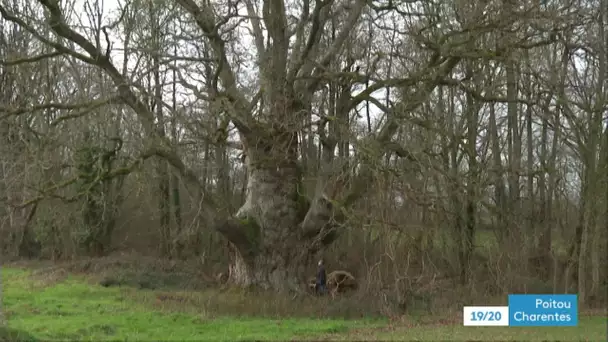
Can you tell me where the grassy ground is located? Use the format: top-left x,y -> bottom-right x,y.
1,266 -> 606,341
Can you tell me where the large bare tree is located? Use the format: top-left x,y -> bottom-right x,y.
2,0 -> 600,298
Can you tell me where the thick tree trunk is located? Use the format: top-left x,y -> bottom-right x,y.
222,148 -> 312,290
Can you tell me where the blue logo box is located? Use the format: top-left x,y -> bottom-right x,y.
508,294 -> 578,327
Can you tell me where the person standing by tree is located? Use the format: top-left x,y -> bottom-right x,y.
315,259 -> 327,295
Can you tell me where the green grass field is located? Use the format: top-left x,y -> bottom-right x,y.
0,267 -> 606,341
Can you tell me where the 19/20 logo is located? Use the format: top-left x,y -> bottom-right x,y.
470,310 -> 502,322
463,306 -> 509,326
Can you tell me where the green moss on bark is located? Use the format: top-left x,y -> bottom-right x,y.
239,217 -> 261,254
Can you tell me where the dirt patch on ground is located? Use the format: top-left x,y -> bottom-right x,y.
28,268 -> 69,288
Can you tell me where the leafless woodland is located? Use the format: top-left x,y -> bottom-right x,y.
0,0 -> 606,310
